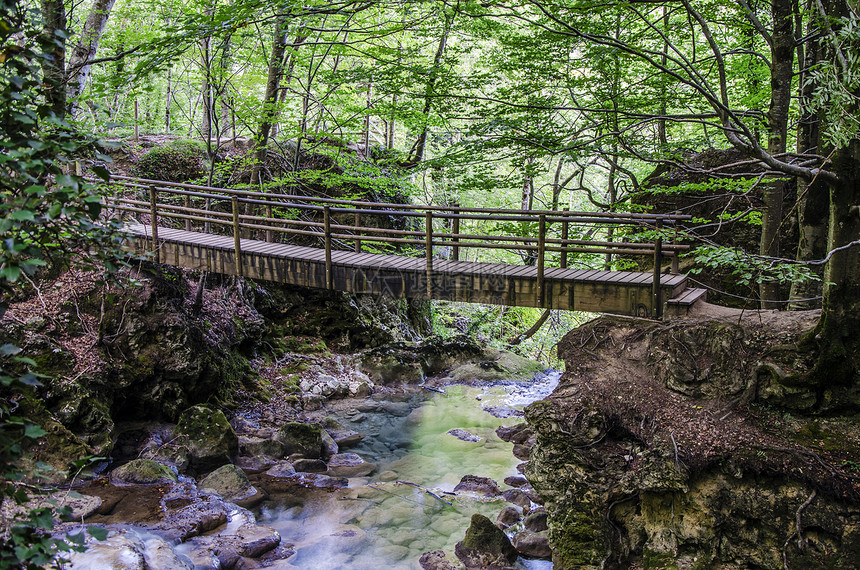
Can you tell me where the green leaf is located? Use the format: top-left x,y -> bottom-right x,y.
11,210 -> 35,222
1,265 -> 21,282
18,373 -> 42,387
88,526 -> 108,541
24,424 -> 47,438
0,344 -> 22,356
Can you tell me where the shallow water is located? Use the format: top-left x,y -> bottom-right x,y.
256,373 -> 560,569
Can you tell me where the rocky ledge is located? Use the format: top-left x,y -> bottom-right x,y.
523,308 -> 860,569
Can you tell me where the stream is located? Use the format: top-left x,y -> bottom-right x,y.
256,373 -> 560,569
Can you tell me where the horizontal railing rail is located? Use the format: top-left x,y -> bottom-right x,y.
94,175 -> 693,318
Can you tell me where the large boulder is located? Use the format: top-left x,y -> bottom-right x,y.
198,464 -> 258,503
274,422 -> 336,459
175,405 -> 238,473
454,513 -> 518,569
110,459 -> 178,485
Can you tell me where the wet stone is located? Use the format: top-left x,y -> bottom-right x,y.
513,529 -> 551,559
447,428 -> 482,442
453,475 -> 502,497
292,458 -> 328,473
524,508 -> 548,532
326,453 -> 376,478
265,462 -> 297,478
504,475 -> 528,487
496,506 -> 522,528
327,429 -> 365,447
502,488 -> 531,509
419,550 -> 458,570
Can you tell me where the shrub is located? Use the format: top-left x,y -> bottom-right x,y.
135,140 -> 207,182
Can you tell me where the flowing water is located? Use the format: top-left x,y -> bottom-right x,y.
256,373 -> 560,569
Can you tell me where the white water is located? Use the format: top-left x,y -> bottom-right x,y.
257,372 -> 560,569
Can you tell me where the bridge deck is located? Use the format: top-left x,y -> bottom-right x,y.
127,224 -> 688,316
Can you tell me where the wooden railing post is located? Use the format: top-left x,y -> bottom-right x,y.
148,185 -> 160,263
671,222 -> 679,274
324,205 -> 333,290
265,201 -> 273,243
452,207 -> 460,261
354,211 -> 361,253
232,196 -> 243,277
652,218 -> 663,319
560,207 -> 569,269
425,211 -> 433,299
537,214 -> 546,305
184,194 -> 191,232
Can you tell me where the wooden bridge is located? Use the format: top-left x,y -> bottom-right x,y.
102,176 -> 706,319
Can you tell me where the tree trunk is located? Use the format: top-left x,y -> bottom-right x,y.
404,11 -> 453,167
789,0 -> 827,309
165,65 -> 172,132
250,16 -> 291,187
758,0 -> 794,307
813,140 -> 860,385
39,0 -> 67,118
67,0 -> 117,119
200,32 -> 212,139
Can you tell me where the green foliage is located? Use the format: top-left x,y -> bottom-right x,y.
134,139 -> 207,182
808,12 -> 860,147
689,246 -> 822,287
0,1 -> 121,565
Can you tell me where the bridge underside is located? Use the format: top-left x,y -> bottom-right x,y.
126,225 -> 692,317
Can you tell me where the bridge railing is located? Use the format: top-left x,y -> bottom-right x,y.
98,175 -> 691,314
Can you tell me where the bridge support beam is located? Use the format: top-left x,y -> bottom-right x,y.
148,185 -> 160,264
231,196 -> 243,277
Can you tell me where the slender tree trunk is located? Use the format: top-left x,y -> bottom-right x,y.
218,33 -> 233,143
165,65 -> 172,132
657,5 -> 669,146
270,32 -> 305,140
790,0 -> 828,308
39,0 -> 67,118
520,158 -> 537,266
405,11 -> 453,166
758,0 -> 794,307
250,15 -> 291,187
200,28 -> 212,140
67,0 -> 117,119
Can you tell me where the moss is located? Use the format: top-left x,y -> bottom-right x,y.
134,139 -> 206,182
175,405 -> 238,472
455,513 -> 518,567
279,361 -> 309,376
548,508 -> 609,567
643,550 -> 678,570
270,335 -> 329,355
279,374 -> 301,394
276,422 -> 325,458
110,458 -> 178,485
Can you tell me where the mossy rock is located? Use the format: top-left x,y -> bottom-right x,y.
454,513 -> 518,569
275,422 -> 335,459
198,464 -> 256,502
110,459 -> 178,485
175,405 -> 238,473
269,335 -> 329,355
17,397 -> 91,485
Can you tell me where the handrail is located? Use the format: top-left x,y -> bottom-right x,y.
99,175 -> 690,318
98,175 -> 691,223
